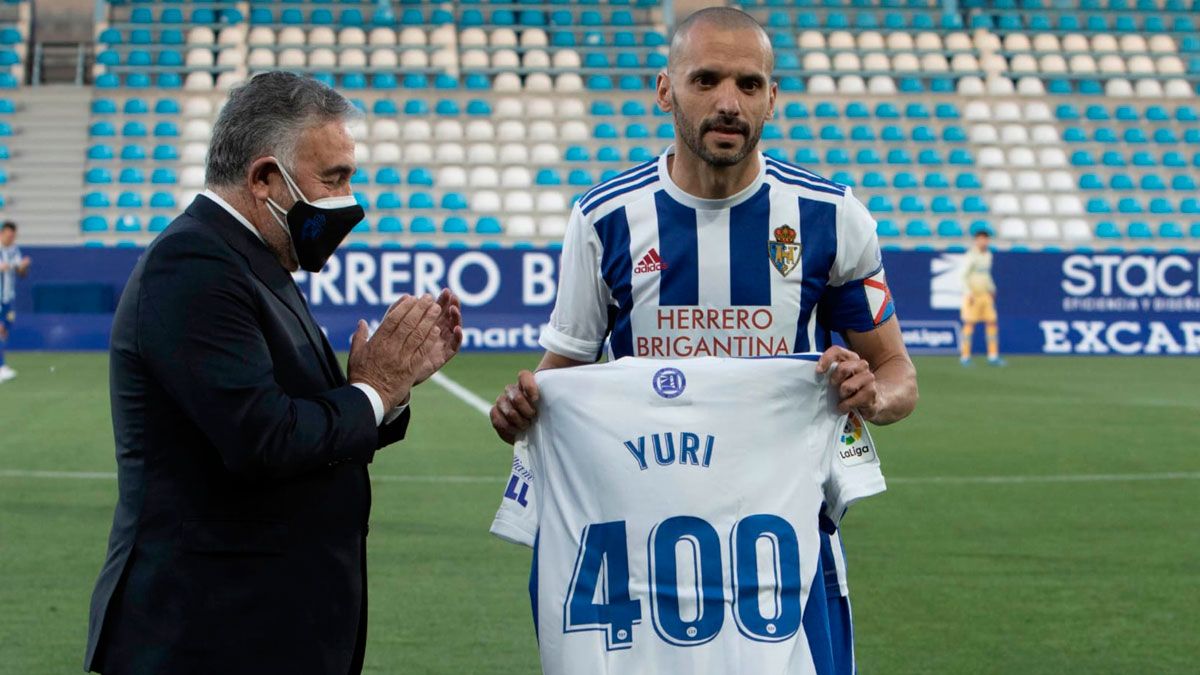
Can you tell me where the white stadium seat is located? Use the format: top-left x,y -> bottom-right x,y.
398,27 -> 427,47
496,120 -> 525,141
857,31 -> 884,50
373,142 -> 401,163
312,48 -> 339,69
1032,34 -> 1060,52
539,216 -> 568,238
309,27 -> 335,46
401,119 -> 431,142
1098,55 -> 1127,74
492,73 -> 521,92
892,53 -> 919,72
1119,34 -> 1147,54
536,192 -> 567,213
1022,194 -> 1052,215
216,47 -> 243,68
370,49 -> 398,69
1001,124 -> 1029,144
528,120 -> 557,141
1029,218 -> 1060,240
978,148 -> 1006,167
369,28 -> 397,46
1046,171 -> 1075,192
1003,33 -> 1031,52
1039,54 -> 1068,73
950,55 -> 979,73
1016,171 -> 1045,192
799,30 -> 825,49
921,53 -> 949,72
504,191 -> 535,213
552,49 -> 581,69
433,119 -> 465,141
560,120 -> 589,142
472,189 -> 501,211
1155,56 -> 1184,75
1062,219 -> 1093,241
828,31 -> 855,50
1107,79 -> 1135,97
1165,78 -> 1193,98
278,48 -> 305,68
523,50 -> 550,69
922,31 -> 950,50
862,53 -> 890,71
970,124 -> 999,144
490,28 -> 518,47
998,217 -> 1029,239
498,143 -> 528,165
246,27 -> 273,46
339,28 -> 365,46
1054,195 -> 1084,216
1010,54 -> 1038,73
984,170 -> 1014,191
957,76 -> 986,95
218,26 -> 246,47
838,75 -> 865,94
1024,102 -> 1052,121
501,167 -> 532,188
461,49 -> 488,70
1038,148 -> 1067,168
459,28 -> 486,47
993,194 -> 1020,215
435,143 -> 464,164
437,166 -> 467,188
182,142 -> 207,163
520,28 -> 548,48
278,27 -> 305,46
553,73 -> 582,92
1092,34 -> 1119,53
802,52 -> 831,71
527,73 -> 556,92
807,75 -> 836,94
372,119 -> 401,141
1008,147 -> 1036,167
968,31 -> 998,51
181,166 -> 206,188
246,48 -> 274,68
404,143 -> 432,163
867,75 -> 896,95
1133,79 -> 1163,97
1031,124 -> 1059,144
1069,54 -> 1097,74
469,168 -> 499,189
186,48 -> 213,68
1062,34 -> 1089,52
964,101 -> 992,121
994,102 -> 1022,121
187,27 -> 214,45
467,144 -> 497,164
494,97 -> 523,118
1017,76 -> 1046,96
505,216 -> 536,238
492,48 -> 519,70
185,71 -> 213,91
399,50 -> 428,69
886,32 -> 914,50
557,98 -> 585,118
1149,35 -> 1177,54
183,97 -> 212,117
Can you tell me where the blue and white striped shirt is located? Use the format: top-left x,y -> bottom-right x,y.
0,244 -> 21,305
541,148 -> 895,363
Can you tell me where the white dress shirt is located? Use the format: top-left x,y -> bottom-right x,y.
201,189 -> 406,426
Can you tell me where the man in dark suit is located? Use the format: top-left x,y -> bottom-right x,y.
85,71 -> 463,674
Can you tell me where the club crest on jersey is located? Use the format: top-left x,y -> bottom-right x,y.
768,225 -> 801,277
652,367 -> 686,399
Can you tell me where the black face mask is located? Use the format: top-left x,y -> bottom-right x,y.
266,159 -> 364,273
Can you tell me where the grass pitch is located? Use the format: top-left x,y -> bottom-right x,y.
1,352 -> 1198,674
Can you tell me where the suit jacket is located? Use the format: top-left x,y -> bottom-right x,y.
85,196 -> 410,674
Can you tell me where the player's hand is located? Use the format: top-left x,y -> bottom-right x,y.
816,346 -> 881,419
491,370 -> 539,445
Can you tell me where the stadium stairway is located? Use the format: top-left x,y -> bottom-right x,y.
6,85 -> 90,241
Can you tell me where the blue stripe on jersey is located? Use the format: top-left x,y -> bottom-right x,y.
654,190 -> 699,306
529,532 -> 540,641
729,183 -> 773,306
764,158 -> 846,195
594,207 -> 635,357
803,554 -> 837,675
765,169 -> 845,198
578,160 -> 657,212
794,198 -> 838,352
582,173 -> 660,216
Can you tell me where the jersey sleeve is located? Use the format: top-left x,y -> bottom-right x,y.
819,188 -> 896,333
489,434 -> 539,548
537,205 -> 612,362
821,410 -> 887,528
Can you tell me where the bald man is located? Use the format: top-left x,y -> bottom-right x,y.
491,8 -> 916,673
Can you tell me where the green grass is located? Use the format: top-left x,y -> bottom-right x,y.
1,353 -> 1198,674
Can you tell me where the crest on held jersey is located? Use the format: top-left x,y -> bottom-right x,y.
768,224 -> 801,277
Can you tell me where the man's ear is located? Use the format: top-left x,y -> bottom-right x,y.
247,157 -> 278,202
655,71 -> 672,114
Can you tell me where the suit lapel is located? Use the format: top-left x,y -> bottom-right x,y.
186,196 -> 342,387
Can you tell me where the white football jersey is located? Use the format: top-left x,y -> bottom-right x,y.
490,356 -> 886,675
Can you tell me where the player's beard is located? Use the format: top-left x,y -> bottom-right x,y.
672,96 -> 763,168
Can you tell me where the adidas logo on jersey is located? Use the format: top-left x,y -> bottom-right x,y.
634,248 -> 667,274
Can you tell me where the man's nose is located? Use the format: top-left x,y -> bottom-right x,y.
714,81 -> 742,118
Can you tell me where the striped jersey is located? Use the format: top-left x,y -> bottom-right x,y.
0,244 -> 20,304
539,147 -> 895,363
490,356 -> 886,675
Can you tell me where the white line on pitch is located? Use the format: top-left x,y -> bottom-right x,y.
3,469 -> 1200,486
428,371 -> 493,417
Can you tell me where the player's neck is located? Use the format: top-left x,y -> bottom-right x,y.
667,148 -> 760,200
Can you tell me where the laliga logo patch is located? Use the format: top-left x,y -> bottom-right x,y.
837,413 -> 876,466
652,367 -> 686,399
301,214 -> 326,241
768,224 -> 801,277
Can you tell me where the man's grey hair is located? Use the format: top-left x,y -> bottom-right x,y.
669,6 -> 774,73
205,71 -> 359,188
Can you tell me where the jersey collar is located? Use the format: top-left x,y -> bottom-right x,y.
657,144 -> 767,212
